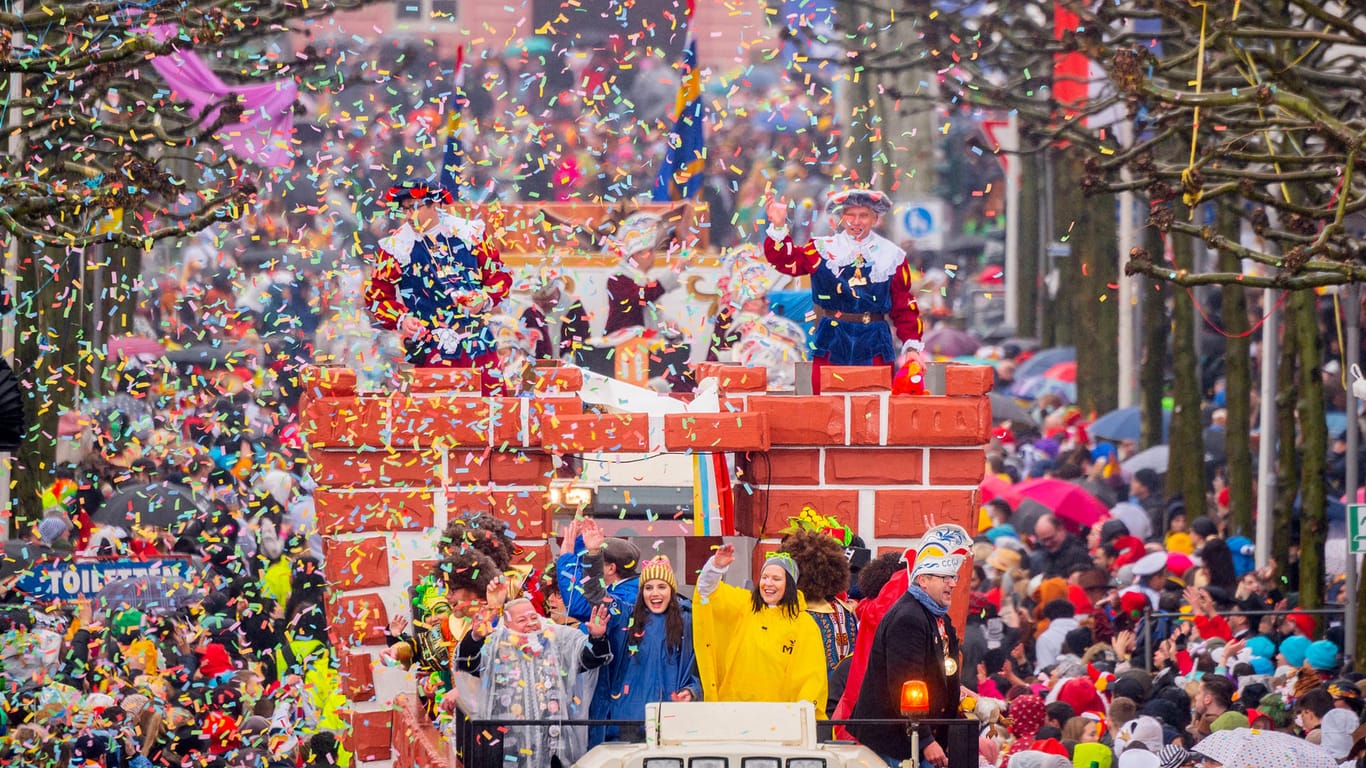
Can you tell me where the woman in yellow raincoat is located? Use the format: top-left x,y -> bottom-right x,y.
693,544 -> 828,716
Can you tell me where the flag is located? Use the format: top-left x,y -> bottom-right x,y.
652,33 -> 706,201
439,46 -> 467,200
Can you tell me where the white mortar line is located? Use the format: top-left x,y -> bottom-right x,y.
879,391 -> 890,447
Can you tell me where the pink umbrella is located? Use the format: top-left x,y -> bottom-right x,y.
108,335 -> 165,360
980,475 -> 1022,508
1012,478 -> 1109,533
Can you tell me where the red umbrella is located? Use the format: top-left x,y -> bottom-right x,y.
980,475 -> 1022,508
1042,361 -> 1076,382
1012,478 -> 1108,533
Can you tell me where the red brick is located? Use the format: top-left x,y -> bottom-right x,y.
697,364 -> 768,392
928,447 -> 987,484
735,488 -> 860,537
314,489 -> 435,533
512,542 -> 553,573
342,707 -> 394,763
747,396 -> 846,445
664,412 -> 770,452
394,694 -> 447,768
488,490 -> 554,540
388,396 -> 492,447
743,449 -> 822,486
327,592 -> 389,646
539,413 -> 650,452
301,396 -> 389,448
524,396 -> 586,446
311,449 -> 442,487
692,362 -> 720,383
447,449 -> 555,485
299,365 -> 357,397
412,559 -> 439,586
944,364 -> 995,397
848,395 -> 884,446
684,536 -> 727,579
873,489 -> 977,537
323,536 -> 391,590
340,649 -> 376,701
884,396 -> 992,446
820,365 -> 892,392
401,367 -> 483,393
532,366 -> 584,393
825,448 -> 923,485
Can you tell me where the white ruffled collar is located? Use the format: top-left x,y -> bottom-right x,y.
378,212 -> 486,265
813,231 -> 905,283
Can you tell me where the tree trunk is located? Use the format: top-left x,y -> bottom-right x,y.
1054,150 -> 1118,416
1167,231 -> 1206,515
1274,318 -> 1299,570
13,241 -> 89,526
1140,230 -> 1169,449
1217,208 -> 1253,536
1293,288 -> 1327,609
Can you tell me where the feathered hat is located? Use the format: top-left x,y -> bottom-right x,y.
383,178 -> 454,207
826,188 -> 893,217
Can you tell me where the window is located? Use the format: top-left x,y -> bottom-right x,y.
395,0 -> 456,22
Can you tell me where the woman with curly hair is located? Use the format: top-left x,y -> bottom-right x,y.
442,511 -> 543,610
693,544 -> 828,716
780,529 -> 858,671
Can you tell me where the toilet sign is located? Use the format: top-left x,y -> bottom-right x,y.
892,199 -> 947,252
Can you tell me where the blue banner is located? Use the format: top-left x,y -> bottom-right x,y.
17,557 -> 197,601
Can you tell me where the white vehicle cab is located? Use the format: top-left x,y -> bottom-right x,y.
575,701 -> 885,768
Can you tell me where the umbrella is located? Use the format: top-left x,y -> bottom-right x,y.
0,540 -> 59,583
1009,376 -> 1076,403
97,569 -> 205,616
0,358 -> 22,451
1090,405 -> 1171,443
981,475 -> 1022,508
1013,478 -> 1109,533
924,326 -> 982,358
1193,728 -> 1338,768
92,482 -> 207,529
1122,444 -> 1169,475
1041,361 -> 1076,383
989,392 -> 1036,426
1015,346 -> 1075,380
1008,498 -> 1050,537
1108,501 -> 1152,542
107,335 -> 165,361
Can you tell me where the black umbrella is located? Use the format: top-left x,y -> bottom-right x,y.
0,358 -> 24,451
0,540 -> 60,583
1008,498 -> 1051,538
92,482 -> 207,529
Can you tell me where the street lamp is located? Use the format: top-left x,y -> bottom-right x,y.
900,679 -> 930,768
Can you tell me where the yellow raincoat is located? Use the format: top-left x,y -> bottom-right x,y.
693,579 -> 829,717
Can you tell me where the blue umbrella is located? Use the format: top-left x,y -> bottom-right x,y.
1090,405 -> 1171,443
1014,346 -> 1075,381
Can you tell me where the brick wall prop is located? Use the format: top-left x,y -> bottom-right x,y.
301,361 -> 990,766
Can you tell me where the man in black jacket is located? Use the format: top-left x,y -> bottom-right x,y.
851,524 -> 973,768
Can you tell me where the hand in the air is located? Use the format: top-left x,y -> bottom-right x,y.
765,195 -> 789,228
712,543 -> 736,569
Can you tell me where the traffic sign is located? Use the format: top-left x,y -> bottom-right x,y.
1350,504 -> 1366,554
892,199 -> 946,252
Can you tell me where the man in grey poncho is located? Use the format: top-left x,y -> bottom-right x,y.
454,585 -> 611,768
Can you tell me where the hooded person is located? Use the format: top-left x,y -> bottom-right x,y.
763,188 -> 923,394
1320,708 -> 1358,766
693,544 -> 828,716
455,593 -> 612,768
1003,694 -> 1048,768
364,178 -> 512,392
1113,716 -> 1164,757
850,524 -> 974,768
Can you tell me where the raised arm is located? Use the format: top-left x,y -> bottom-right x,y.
761,195 -> 821,276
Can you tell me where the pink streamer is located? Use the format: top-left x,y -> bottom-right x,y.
147,24 -> 297,168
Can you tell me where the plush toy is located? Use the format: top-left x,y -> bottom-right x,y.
893,349 -> 927,395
